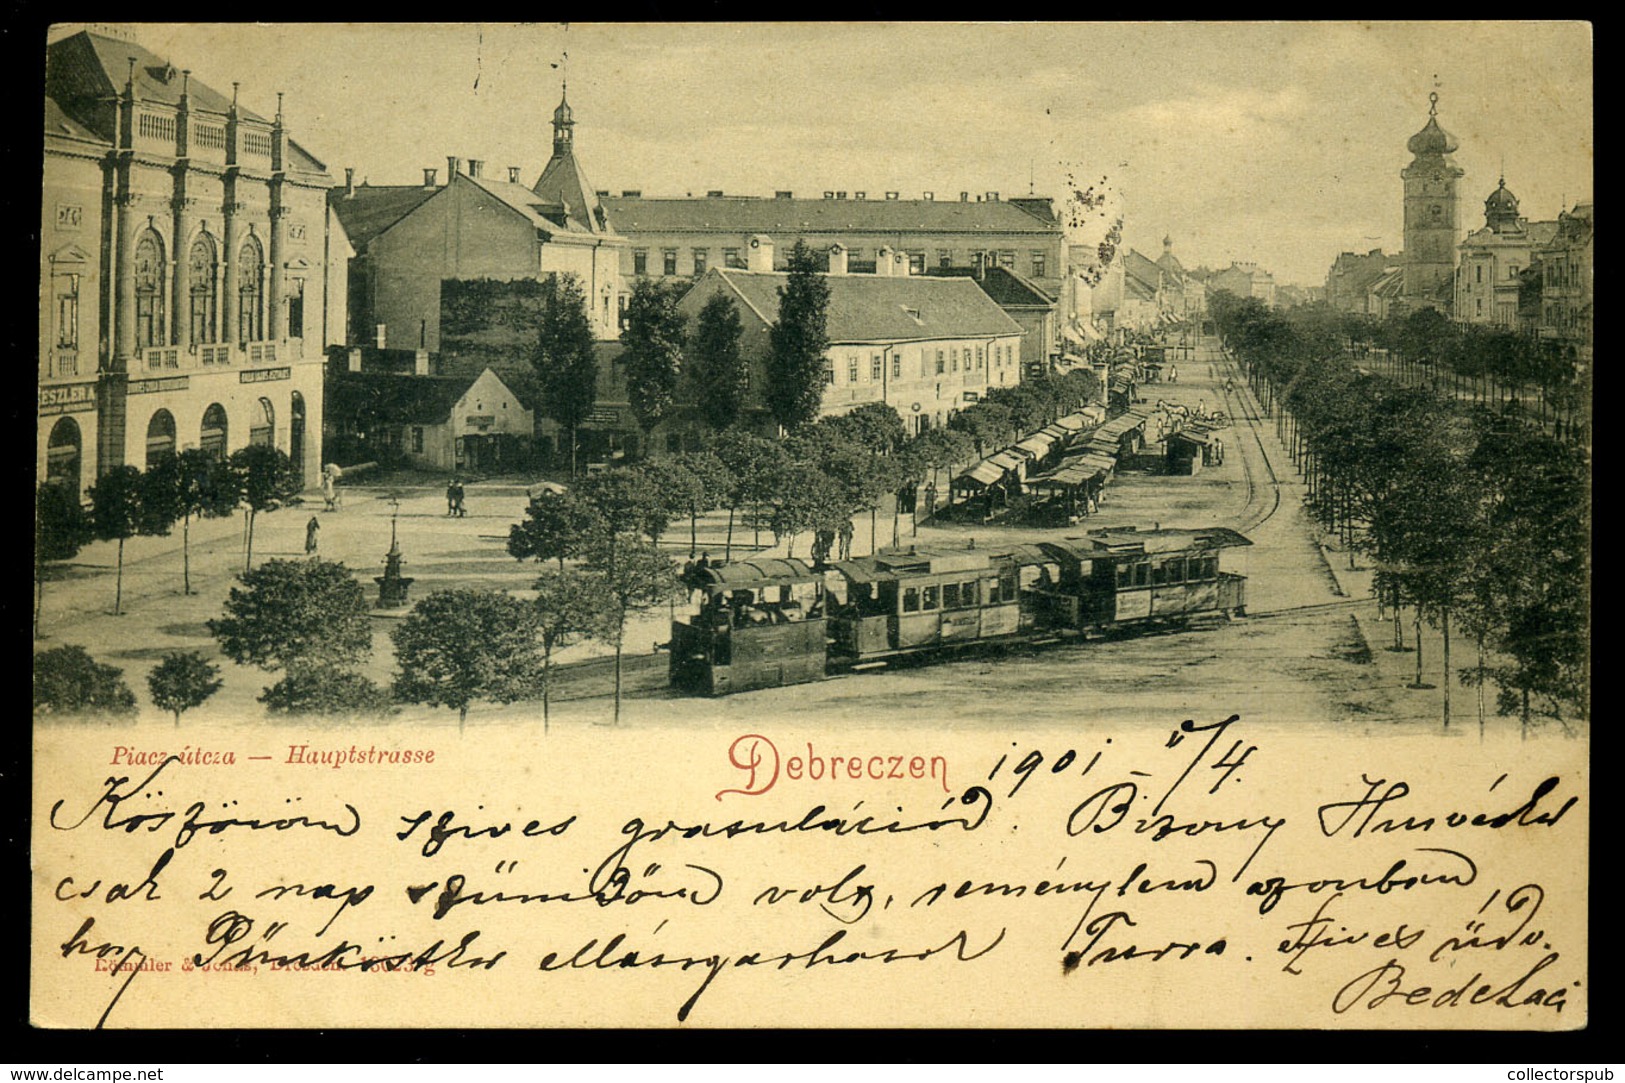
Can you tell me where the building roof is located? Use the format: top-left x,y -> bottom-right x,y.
707,268 -> 1023,344
328,184 -> 442,249
1369,267 -> 1406,300
327,370 -> 482,426
532,148 -> 610,235
924,265 -> 1057,306
1407,95 -> 1459,157
44,95 -> 100,142
1123,249 -> 1168,293
46,29 -> 326,174
601,195 -> 1062,236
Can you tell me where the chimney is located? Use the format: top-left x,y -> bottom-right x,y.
923,191 -> 934,201
511,167 -> 524,184
347,347 -> 362,373
621,189 -> 641,197
961,192 -> 970,202
827,243 -> 847,276
895,250 -> 912,276
467,159 -> 483,178
706,189 -> 724,198
775,190 -> 793,199
885,191 -> 899,200
823,191 -> 835,200
876,245 -> 895,277
445,156 -> 459,184
746,234 -> 774,273
987,191 -> 1000,201
423,167 -> 437,188
414,349 -> 431,376
854,191 -> 866,200
835,191 -> 848,200
344,167 -> 355,197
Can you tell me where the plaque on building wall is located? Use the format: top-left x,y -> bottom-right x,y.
37,381 -> 96,415
54,203 -> 82,231
128,375 -> 190,395
239,366 -> 292,383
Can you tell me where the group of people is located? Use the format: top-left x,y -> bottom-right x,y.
680,552 -> 717,590
445,478 -> 467,518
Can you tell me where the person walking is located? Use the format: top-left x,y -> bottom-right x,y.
304,515 -> 321,555
446,479 -> 458,517
452,478 -> 467,518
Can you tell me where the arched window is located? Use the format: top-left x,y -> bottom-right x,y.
189,234 -> 219,344
46,416 -> 82,500
289,392 -> 306,482
145,409 -> 177,466
134,230 -> 166,350
200,403 -> 228,459
250,397 -> 274,448
238,235 -> 264,344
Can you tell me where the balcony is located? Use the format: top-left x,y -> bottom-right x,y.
140,339 -> 300,372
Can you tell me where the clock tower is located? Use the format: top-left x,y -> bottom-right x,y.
1401,92 -> 1464,307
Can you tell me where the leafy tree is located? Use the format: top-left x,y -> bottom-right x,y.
34,645 -> 137,718
710,428 -> 790,557
531,567 -> 618,732
534,273 -> 599,476
909,427 -> 974,491
260,667 -> 395,716
583,536 -> 682,724
143,449 -> 239,595
770,464 -> 849,558
146,650 -> 223,725
949,401 -> 1015,458
227,445 -> 301,572
668,451 -> 731,556
210,559 -> 373,678
392,589 -> 547,731
621,278 -> 689,437
689,293 -> 749,431
87,465 -> 144,616
578,466 -> 670,548
35,481 -> 92,639
508,489 -> 607,570
765,239 -> 831,431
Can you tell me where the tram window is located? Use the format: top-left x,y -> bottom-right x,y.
1168,558 -> 1185,583
942,583 -> 960,609
1205,556 -> 1219,579
963,580 -> 979,606
922,585 -> 939,610
999,573 -> 1017,601
1116,563 -> 1132,589
1134,562 -> 1151,588
1153,562 -> 1168,586
903,587 -> 920,613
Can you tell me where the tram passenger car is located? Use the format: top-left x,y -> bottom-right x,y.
1029,527 -> 1251,631
825,546 -> 1022,663
669,559 -> 828,695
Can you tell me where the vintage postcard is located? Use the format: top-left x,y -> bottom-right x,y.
33,21 -> 1590,1030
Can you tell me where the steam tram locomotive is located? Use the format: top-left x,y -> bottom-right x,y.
669,526 -> 1252,696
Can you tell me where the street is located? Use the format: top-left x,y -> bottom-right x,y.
33,341 -> 1523,737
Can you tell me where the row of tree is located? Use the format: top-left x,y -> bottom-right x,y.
34,445 -> 305,637
34,644 -> 222,723
1211,291 -> 1590,731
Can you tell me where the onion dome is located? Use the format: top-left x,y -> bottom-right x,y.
1407,92 -> 1459,156
553,88 -> 573,128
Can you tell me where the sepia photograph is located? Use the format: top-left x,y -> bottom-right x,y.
30,21 -> 1590,1036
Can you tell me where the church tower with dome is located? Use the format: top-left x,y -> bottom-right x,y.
1401,91 -> 1464,307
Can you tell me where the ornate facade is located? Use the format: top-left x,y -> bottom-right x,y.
41,28 -> 336,495
1400,93 -> 1463,309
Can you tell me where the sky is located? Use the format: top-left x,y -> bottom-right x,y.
49,22 -> 1594,286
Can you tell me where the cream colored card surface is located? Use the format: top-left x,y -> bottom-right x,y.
35,21 -> 1590,1030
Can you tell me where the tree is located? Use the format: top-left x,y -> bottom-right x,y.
34,645 -> 137,718
621,277 -> 688,438
689,293 -> 749,431
770,464 -> 849,558
910,428 -> 974,490
146,651 -> 223,725
531,567 -> 617,732
143,449 -> 238,595
577,466 -> 670,548
392,589 -> 547,731
87,465 -> 143,616
668,451 -> 731,557
227,445 -> 301,572
583,536 -> 682,724
710,428 -> 790,557
949,401 -> 1015,459
765,239 -> 831,430
210,558 -> 374,678
534,273 -> 599,476
35,482 -> 92,639
260,668 -> 396,716
508,489 -> 606,570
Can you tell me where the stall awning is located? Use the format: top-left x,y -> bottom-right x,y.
1014,431 -> 1059,458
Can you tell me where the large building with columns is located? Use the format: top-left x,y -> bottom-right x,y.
40,27 -> 336,496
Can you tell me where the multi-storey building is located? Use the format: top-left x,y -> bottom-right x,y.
328,90 -> 629,353
41,28 -> 337,495
604,189 -> 1064,345
1454,179 -> 1558,328
1325,249 -> 1393,314
677,238 -> 1024,437
1208,261 -> 1277,308
1536,201 -> 1594,363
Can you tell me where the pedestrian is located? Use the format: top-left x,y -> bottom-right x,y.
452,479 -> 467,518
305,515 -> 320,555
1168,363 -> 1178,384
838,520 -> 855,561
446,478 -> 458,517
696,551 -> 712,573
